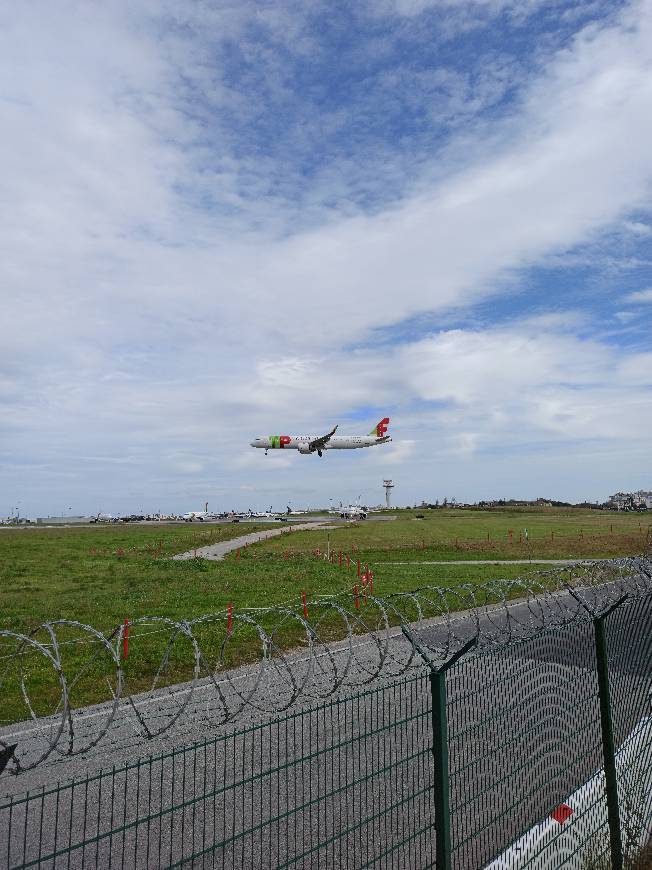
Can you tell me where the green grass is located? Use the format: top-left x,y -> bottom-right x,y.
0,509 -> 648,724
255,508 -> 651,562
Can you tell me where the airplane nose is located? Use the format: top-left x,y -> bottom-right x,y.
250,440 -> 257,447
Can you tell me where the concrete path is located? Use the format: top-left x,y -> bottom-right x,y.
171,521 -> 334,561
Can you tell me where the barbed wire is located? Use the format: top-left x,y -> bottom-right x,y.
1,555 -> 650,776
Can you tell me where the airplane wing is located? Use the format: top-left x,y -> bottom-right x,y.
309,425 -> 338,451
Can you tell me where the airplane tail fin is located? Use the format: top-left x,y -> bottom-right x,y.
368,417 -> 390,437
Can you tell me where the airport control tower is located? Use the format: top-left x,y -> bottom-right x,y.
383,480 -> 394,509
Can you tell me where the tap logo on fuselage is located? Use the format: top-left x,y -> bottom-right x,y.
269,435 -> 291,448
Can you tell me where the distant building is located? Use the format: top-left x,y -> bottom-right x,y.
608,491 -> 652,511
36,516 -> 91,525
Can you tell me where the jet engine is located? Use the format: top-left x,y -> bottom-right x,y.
297,444 -> 313,454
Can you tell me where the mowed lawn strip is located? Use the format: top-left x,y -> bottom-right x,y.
251,508 -> 651,562
0,509 -> 647,723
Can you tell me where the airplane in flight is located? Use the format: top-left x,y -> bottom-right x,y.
251,418 -> 391,457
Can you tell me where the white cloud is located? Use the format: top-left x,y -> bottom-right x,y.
3,1 -> 652,366
623,220 -> 652,236
625,287 -> 652,303
365,439 -> 417,465
374,0 -> 568,24
2,1 -> 652,511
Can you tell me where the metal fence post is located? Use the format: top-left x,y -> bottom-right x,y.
567,588 -> 629,870
594,599 -> 628,870
430,667 -> 452,870
403,626 -> 477,870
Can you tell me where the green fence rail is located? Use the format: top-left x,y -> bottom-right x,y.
2,592 -> 651,868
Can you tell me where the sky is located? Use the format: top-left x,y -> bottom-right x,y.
1,0 -> 652,516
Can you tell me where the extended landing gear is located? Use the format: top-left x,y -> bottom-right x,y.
265,449 -> 268,455
318,450 -> 323,457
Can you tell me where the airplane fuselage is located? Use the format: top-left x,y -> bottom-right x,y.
251,434 -> 389,451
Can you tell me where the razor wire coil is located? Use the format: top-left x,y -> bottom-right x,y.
0,555 -> 651,776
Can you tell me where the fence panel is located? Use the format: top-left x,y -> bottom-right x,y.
606,594 -> 652,860
447,621 -> 607,868
2,584 -> 651,869
2,673 -> 436,870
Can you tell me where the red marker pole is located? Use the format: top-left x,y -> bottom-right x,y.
369,573 -> 374,595
354,585 -> 360,610
236,549 -> 240,560
302,591 -> 308,621
357,560 -> 360,578
227,602 -> 233,634
338,550 -> 342,567
346,554 -> 350,570
123,619 -> 129,659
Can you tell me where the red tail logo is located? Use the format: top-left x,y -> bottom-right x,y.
376,418 -> 390,437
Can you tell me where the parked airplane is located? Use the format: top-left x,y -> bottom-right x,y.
339,505 -> 368,520
249,507 -> 275,519
328,497 -> 368,519
182,511 -> 215,522
90,512 -> 118,523
251,418 -> 391,457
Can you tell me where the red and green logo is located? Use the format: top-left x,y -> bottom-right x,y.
269,435 -> 291,448
370,418 -> 390,437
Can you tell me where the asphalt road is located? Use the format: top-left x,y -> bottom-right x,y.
383,559 -> 595,565
2,584 -> 651,869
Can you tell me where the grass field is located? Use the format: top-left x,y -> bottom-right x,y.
254,507 -> 652,562
0,509 -> 649,723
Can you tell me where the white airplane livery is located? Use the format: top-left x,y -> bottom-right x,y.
251,417 -> 391,457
